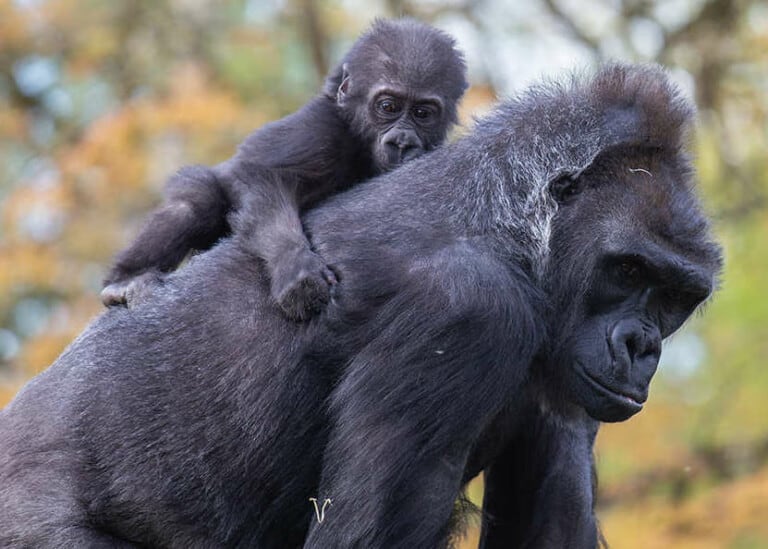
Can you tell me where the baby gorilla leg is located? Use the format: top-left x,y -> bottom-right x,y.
102,166 -> 230,307
100,269 -> 166,307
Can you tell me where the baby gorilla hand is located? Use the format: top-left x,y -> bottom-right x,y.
101,270 -> 165,308
270,247 -> 337,321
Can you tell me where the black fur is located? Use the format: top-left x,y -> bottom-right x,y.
0,64 -> 721,548
101,18 -> 468,321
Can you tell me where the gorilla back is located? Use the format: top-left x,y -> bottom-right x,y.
0,64 -> 721,548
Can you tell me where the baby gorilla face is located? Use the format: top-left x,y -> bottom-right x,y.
368,89 -> 443,171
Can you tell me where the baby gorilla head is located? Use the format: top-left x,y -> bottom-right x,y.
325,18 -> 468,172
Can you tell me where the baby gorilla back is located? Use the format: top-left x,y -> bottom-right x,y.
101,18 -> 467,322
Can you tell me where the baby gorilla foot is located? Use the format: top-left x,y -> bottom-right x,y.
101,271 -> 165,308
270,248 -> 338,321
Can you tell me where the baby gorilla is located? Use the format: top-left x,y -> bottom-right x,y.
101,19 -> 468,320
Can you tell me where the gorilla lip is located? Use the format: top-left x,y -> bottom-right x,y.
576,364 -> 644,412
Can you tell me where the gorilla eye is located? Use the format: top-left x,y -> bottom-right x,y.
619,261 -> 640,280
412,105 -> 434,120
376,98 -> 401,116
614,258 -> 647,288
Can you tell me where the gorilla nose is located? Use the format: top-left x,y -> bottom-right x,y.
608,320 -> 661,370
384,133 -> 422,162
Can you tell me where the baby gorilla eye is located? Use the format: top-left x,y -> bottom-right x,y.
412,105 -> 434,119
376,98 -> 401,115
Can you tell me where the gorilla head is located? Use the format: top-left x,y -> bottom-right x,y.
325,18 -> 468,171
534,67 -> 722,422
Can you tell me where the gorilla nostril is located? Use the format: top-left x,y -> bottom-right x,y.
642,338 -> 661,360
626,337 -> 637,361
383,130 -> 421,153
610,322 -> 644,365
388,140 -> 413,152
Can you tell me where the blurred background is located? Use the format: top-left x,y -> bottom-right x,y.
0,0 -> 766,546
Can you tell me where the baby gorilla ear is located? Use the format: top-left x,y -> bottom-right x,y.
336,63 -> 351,106
322,62 -> 350,103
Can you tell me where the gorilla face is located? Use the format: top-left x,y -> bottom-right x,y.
561,252 -> 711,422
337,77 -> 452,173
544,149 -> 720,422
330,19 -> 467,175
368,86 -> 444,171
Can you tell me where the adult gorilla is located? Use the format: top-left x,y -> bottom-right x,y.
0,64 -> 721,548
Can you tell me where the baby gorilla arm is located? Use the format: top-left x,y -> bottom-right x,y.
101,159 -> 339,320
226,166 -> 339,321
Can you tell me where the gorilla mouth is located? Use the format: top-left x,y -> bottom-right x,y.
381,147 -> 423,171
576,365 -> 644,414
384,151 -> 406,169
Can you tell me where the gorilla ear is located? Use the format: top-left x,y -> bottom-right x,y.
336,63 -> 351,106
549,171 -> 584,204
